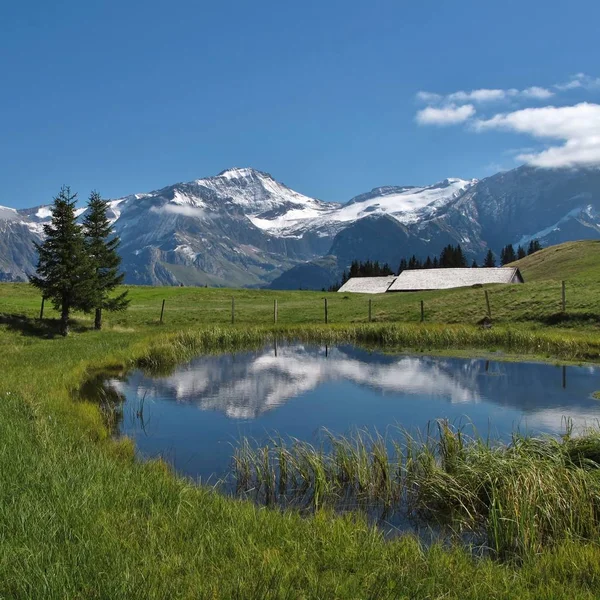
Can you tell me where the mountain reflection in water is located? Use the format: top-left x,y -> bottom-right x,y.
103,344 -> 600,482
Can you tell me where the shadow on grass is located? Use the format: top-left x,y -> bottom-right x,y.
0,313 -> 88,338
539,312 -> 600,327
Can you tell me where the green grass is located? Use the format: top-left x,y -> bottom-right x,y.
512,239 -> 600,282
1,240 -> 600,597
4,241 -> 600,332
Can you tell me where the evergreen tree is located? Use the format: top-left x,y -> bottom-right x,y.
432,256 -> 439,268
483,249 -> 496,267
424,256 -> 432,269
455,244 -> 467,268
527,239 -> 542,255
30,186 -> 95,336
517,245 -> 526,260
83,191 -> 129,330
471,259 -> 478,268
500,244 -> 517,265
439,245 -> 451,267
398,258 -> 407,274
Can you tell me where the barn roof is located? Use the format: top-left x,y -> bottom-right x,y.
337,276 -> 397,294
387,267 -> 524,291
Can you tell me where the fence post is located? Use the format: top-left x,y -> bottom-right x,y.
159,299 -> 165,324
420,300 -> 424,323
274,299 -> 278,324
324,298 -> 328,324
485,290 -> 491,317
231,297 -> 235,324
561,281 -> 566,313
368,299 -> 372,322
39,297 -> 45,320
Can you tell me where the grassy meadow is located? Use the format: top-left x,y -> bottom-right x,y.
1,240 -> 600,598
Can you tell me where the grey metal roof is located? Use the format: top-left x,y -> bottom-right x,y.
338,276 -> 397,294
387,267 -> 523,291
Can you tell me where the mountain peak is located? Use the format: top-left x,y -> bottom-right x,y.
428,177 -> 477,190
216,167 -> 269,180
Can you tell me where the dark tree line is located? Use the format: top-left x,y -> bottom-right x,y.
500,240 -> 542,265
30,186 -> 129,336
398,240 -> 543,273
329,260 -> 394,291
330,238 -> 543,291
398,244 -> 469,272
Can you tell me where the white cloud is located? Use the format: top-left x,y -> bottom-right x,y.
521,86 -> 554,99
416,91 -> 442,103
417,85 -> 555,106
448,88 -> 507,103
416,104 -> 476,126
555,73 -> 600,91
475,103 -> 600,168
151,204 -> 208,218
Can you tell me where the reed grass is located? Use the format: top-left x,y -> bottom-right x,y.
135,323 -> 600,376
232,421 -> 600,559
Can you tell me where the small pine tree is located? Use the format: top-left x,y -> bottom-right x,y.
455,244 -> 468,268
483,249 -> 496,267
471,259 -> 478,268
527,239 -> 542,255
83,191 -> 129,330
30,186 -> 95,336
501,244 -> 517,265
398,258 -> 407,274
517,245 -> 526,260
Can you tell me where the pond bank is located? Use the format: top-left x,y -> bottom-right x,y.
4,319 -> 600,598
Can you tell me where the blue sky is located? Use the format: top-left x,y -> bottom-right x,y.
2,0 -> 600,208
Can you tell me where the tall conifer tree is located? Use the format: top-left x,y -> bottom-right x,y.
30,186 -> 95,336
83,191 -> 129,330
483,249 -> 496,267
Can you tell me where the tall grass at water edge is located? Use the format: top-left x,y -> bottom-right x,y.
233,421 -> 600,559
136,323 -> 600,374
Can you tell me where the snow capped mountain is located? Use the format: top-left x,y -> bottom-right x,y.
196,167 -> 332,214
2,165 -> 600,287
248,176 -> 475,238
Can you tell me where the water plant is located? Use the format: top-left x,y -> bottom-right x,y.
232,422 -> 600,559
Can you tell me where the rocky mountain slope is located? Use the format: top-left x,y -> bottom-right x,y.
2,166 -> 600,288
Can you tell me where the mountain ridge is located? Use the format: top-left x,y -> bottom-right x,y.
2,165 -> 600,288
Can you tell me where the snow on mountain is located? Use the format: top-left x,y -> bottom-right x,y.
249,177 -> 476,238
0,205 -> 20,221
195,167 -> 333,215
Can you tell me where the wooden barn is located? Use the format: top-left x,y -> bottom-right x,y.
337,275 -> 398,294
387,267 -> 524,292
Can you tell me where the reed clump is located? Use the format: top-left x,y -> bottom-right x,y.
232,422 -> 600,559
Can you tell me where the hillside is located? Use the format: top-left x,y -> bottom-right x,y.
511,240 -> 600,282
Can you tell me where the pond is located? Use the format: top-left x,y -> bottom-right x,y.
93,343 -> 600,485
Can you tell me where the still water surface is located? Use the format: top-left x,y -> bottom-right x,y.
102,344 -> 600,482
